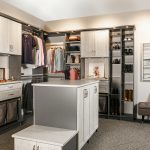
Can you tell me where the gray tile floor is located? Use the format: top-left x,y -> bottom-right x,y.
0,118 -> 150,150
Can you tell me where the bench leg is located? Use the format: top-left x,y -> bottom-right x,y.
142,115 -> 145,122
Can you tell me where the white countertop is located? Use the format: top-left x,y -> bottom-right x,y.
12,125 -> 77,147
0,81 -> 22,85
32,79 -> 99,88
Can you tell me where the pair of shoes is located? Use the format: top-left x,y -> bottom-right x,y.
112,59 -> 120,64
124,64 -> 133,73
124,89 -> 133,101
124,49 -> 133,55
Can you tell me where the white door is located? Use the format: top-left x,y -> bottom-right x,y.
37,142 -> 61,150
93,83 -> 99,130
89,85 -> 95,135
15,139 -> 36,150
83,87 -> 90,142
95,30 -> 109,57
78,88 -> 84,149
81,31 -> 95,57
8,19 -> 22,55
0,16 -> 9,54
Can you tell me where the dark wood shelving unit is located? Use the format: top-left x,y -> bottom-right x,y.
106,26 -> 135,120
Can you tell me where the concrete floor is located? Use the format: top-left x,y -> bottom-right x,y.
0,118 -> 150,150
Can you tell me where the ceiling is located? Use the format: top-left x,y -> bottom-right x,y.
3,0 -> 150,21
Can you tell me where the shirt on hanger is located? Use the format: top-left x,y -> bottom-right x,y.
22,34 -> 36,64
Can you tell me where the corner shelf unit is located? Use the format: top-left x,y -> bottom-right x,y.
109,26 -> 135,119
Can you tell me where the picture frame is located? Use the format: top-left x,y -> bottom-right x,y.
0,68 -> 5,80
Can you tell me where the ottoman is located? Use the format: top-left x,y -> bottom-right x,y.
138,102 -> 150,122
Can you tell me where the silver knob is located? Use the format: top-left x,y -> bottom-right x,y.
94,86 -> 97,93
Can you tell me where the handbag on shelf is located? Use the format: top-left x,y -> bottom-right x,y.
68,36 -> 80,41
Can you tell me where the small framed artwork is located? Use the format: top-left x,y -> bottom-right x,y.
0,68 -> 5,80
89,62 -> 104,78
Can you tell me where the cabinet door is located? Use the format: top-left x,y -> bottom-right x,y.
89,85 -> 95,135
8,20 -> 22,55
93,83 -> 99,131
81,31 -> 95,57
95,30 -> 109,57
78,88 -> 84,149
37,143 -> 61,150
89,83 -> 99,135
83,88 -> 90,142
0,16 -> 9,54
15,139 -> 36,150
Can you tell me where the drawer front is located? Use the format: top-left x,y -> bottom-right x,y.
0,83 -> 22,92
99,81 -> 109,86
0,89 -> 21,101
99,85 -> 109,93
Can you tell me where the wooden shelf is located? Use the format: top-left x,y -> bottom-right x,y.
66,63 -> 80,65
65,51 -> 80,53
65,41 -> 80,44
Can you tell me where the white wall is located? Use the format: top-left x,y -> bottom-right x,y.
0,0 -> 45,28
45,10 -> 150,106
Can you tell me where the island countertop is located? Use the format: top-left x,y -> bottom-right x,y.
32,79 -> 99,88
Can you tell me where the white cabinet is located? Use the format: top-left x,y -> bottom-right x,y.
81,31 -> 95,57
0,16 -> 21,55
15,139 -> 36,150
8,19 -> 22,55
15,139 -> 61,150
12,125 -> 77,150
95,30 -> 109,57
78,83 -> 99,149
93,84 -> 99,131
0,16 -> 9,54
81,30 -> 109,57
83,88 -> 90,142
89,83 -> 99,135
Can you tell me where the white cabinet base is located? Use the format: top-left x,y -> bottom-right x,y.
12,125 -> 77,150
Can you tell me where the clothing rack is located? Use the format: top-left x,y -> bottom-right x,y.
22,24 -> 42,37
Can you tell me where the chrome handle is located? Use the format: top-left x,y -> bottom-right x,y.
83,89 -> 88,98
9,44 -> 14,51
33,145 -> 36,150
37,146 -> 39,150
94,86 -> 97,93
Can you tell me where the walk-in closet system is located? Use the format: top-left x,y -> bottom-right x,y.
46,26 -> 135,120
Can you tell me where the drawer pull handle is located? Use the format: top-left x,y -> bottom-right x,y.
94,86 -> 97,93
33,145 -> 36,150
9,94 -> 14,96
83,89 -> 88,98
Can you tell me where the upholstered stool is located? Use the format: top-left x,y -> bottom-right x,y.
138,102 -> 150,122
